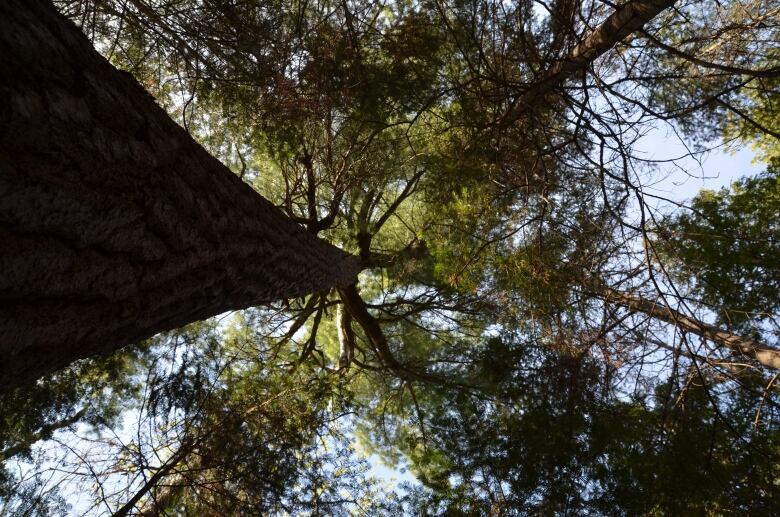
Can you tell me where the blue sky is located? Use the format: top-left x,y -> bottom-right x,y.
636,125 -> 764,204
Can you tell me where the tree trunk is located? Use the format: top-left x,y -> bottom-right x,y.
504,0 -> 676,122
0,407 -> 88,461
0,0 -> 360,392
113,441 -> 192,517
603,288 -> 780,370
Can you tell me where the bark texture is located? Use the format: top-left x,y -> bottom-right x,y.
0,0 -> 361,392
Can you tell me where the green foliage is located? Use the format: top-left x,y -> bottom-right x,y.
646,1 -> 780,154
388,339 -> 780,515
660,162 -> 780,330
117,317 -> 400,515
722,51 -> 780,162
0,347 -> 146,500
24,0 -> 780,514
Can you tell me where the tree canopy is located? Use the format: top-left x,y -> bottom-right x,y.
2,0 -> 780,514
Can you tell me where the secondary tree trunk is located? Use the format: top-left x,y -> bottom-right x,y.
0,0 -> 360,392
0,407 -> 88,461
603,288 -> 780,370
504,0 -> 676,122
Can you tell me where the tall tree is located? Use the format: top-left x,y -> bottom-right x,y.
4,0 -> 780,512
0,0 -> 360,391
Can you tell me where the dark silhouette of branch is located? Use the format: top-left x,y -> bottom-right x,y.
603,288 -> 780,370
503,0 -> 676,123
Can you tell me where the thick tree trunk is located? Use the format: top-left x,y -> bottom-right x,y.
0,0 -> 360,392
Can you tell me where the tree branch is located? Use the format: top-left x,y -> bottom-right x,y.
0,406 -> 88,461
504,0 -> 676,123
603,288 -> 780,370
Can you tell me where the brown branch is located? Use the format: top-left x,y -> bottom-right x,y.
714,98 -> 780,140
504,0 -> 676,123
336,303 -> 354,371
113,441 -> 193,517
277,295 -> 320,346
0,406 -> 88,461
338,284 -> 452,385
363,240 -> 429,269
338,284 -> 406,373
642,31 -> 780,79
603,288 -> 780,370
371,170 -> 424,235
296,302 -> 324,367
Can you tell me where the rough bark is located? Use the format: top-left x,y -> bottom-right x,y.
0,0 -> 360,392
604,288 -> 780,370
504,0 -> 676,122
